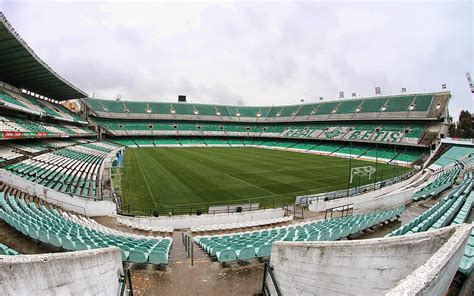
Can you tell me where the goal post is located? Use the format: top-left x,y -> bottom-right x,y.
350,166 -> 376,184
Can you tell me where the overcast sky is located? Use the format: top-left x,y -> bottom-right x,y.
1,0 -> 472,118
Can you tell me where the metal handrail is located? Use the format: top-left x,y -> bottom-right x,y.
296,167 -> 419,205
119,269 -> 133,296
262,262 -> 281,296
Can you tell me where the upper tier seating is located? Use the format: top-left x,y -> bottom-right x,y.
0,88 -> 85,123
84,93 -> 437,120
195,206 -> 404,262
0,192 -> 172,264
6,142 -> 121,198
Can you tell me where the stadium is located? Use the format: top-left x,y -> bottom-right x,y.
0,6 -> 473,296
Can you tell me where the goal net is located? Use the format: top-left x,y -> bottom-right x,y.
350,166 -> 376,184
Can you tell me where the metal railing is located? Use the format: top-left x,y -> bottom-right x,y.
324,203 -> 354,219
296,168 -> 419,205
182,232 -> 195,267
119,269 -> 133,296
118,202 -> 290,217
262,262 -> 281,296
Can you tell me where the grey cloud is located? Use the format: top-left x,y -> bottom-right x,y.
0,1 -> 471,116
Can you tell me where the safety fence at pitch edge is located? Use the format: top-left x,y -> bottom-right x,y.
116,202 -> 296,218
295,167 -> 419,205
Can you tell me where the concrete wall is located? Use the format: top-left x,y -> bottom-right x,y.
119,208 -> 285,229
0,169 -> 116,217
308,186 -> 415,215
385,225 -> 471,295
266,224 -> 471,296
351,189 -> 414,215
0,247 -> 123,296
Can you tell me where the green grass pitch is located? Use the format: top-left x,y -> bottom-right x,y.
119,147 -> 407,214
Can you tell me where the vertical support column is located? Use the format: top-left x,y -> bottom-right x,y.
191,241 -> 194,267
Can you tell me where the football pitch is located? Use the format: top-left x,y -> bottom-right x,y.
119,147 -> 407,214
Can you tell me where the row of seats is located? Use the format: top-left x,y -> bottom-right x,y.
433,146 -> 474,167
85,94 -> 435,118
0,88 -> 85,124
0,139 -> 91,165
462,155 -> 474,166
195,206 -> 404,262
413,167 -> 461,201
388,172 -> 473,276
190,215 -> 294,232
0,242 -> 19,255
0,115 -> 95,139
459,225 -> 474,275
0,192 -> 172,264
389,173 -> 472,236
95,118 -> 427,145
6,143 -> 117,198
116,217 -> 174,233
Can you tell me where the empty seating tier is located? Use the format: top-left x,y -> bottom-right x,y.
195,206 -> 404,262
0,115 -> 95,139
95,119 -> 428,146
388,172 -> 473,276
413,167 -> 461,201
84,93 -> 437,119
389,173 -> 472,237
0,192 -> 172,264
0,87 -> 86,124
433,146 -> 474,168
6,142 -> 121,198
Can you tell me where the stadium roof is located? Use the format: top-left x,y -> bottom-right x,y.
0,13 -> 87,101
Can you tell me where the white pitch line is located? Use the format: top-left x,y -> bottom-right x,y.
134,149 -> 158,207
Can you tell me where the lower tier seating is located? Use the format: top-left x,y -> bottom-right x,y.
459,226 -> 474,275
0,192 -> 172,264
6,142 -> 121,198
387,172 -> 473,276
389,173 -> 472,236
195,206 -> 404,262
